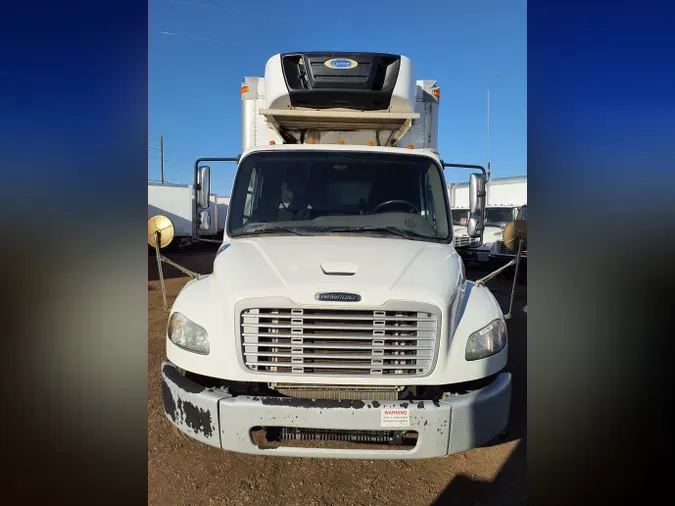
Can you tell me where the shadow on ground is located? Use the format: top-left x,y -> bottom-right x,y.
431,440 -> 526,506
430,261 -> 527,505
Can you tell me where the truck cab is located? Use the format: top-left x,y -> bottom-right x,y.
451,208 -> 479,248
450,176 -> 526,264
470,205 -> 519,262
161,52 -> 511,459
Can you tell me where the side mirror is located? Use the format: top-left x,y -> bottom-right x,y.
467,216 -> 484,238
197,166 -> 211,210
198,210 -> 211,231
467,173 -> 486,238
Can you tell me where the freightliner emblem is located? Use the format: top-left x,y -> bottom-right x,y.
315,292 -> 362,302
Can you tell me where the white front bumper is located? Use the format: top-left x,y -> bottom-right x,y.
161,361 -> 512,459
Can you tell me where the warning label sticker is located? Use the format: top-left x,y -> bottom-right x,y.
380,408 -> 410,428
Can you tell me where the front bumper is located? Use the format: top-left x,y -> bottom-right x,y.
490,252 -> 528,260
161,362 -> 511,459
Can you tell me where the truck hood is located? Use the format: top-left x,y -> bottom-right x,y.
481,226 -> 504,244
212,235 -> 463,307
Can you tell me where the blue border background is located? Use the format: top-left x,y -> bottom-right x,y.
1,0 -> 674,502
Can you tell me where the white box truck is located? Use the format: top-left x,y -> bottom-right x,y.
492,203 -> 528,260
451,177 -> 526,263
447,183 -> 478,248
148,182 -> 221,244
160,52 -> 511,459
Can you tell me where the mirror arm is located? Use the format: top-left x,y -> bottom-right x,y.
440,161 -> 489,182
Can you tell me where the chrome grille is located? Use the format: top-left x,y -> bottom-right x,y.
240,307 -> 438,376
454,234 -> 477,247
496,240 -> 528,257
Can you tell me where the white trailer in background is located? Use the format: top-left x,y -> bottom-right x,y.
486,176 -> 526,207
449,176 -> 525,209
148,182 -> 221,244
449,176 -> 526,263
148,183 -> 193,240
447,182 -> 469,208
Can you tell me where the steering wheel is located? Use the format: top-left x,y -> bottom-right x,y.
372,200 -> 420,214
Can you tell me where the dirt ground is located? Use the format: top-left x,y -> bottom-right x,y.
148,247 -> 527,506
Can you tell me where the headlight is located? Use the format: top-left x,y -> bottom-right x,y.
484,242 -> 493,247
168,312 -> 210,354
465,319 -> 506,361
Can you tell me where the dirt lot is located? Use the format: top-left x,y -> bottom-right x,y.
148,248 -> 526,506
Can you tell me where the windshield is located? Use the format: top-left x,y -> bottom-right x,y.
451,209 -> 469,226
517,205 -> 527,220
484,207 -> 515,228
227,151 -> 451,242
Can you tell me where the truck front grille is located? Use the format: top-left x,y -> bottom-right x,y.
496,240 -> 528,257
278,427 -> 416,445
454,235 -> 479,248
240,307 -> 438,376
251,427 -> 418,450
454,235 -> 471,247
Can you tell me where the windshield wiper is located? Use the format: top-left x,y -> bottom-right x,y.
239,225 -> 309,236
327,226 -> 426,240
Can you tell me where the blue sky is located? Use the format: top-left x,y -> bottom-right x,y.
149,0 -> 526,195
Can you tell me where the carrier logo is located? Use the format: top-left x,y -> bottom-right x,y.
315,292 -> 362,302
324,58 -> 358,70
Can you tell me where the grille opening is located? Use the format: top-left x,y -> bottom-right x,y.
250,427 -> 418,451
495,240 -> 528,257
270,384 -> 402,401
